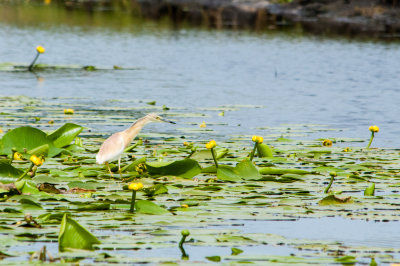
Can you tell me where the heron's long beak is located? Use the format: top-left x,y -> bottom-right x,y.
161,118 -> 176,124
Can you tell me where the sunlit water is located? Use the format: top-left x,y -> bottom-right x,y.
1,3 -> 400,262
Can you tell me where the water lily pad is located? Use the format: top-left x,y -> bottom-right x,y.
146,159 -> 201,179
59,213 -> 101,251
48,123 -> 83,148
257,143 -> 273,158
318,195 -> 353,205
0,160 -> 23,178
0,126 -> 62,157
135,200 -> 170,215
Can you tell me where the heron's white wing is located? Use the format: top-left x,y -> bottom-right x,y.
96,133 -> 125,164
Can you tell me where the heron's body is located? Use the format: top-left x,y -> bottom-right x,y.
96,113 -> 175,176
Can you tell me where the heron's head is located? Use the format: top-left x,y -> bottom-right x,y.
145,113 -> 176,124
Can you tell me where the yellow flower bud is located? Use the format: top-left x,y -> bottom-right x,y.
206,140 -> 216,149
199,121 -> 206,128
181,204 -> 189,208
369,125 -> 379,133
322,139 -> 332,147
30,155 -> 43,166
36,46 -> 45,54
252,135 -> 257,142
64,109 -> 74,115
13,152 -> 23,161
128,182 -> 143,191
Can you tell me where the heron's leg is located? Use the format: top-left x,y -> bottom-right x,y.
105,162 -> 113,177
118,157 -> 122,178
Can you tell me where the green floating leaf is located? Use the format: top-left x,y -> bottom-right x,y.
256,143 -> 273,158
76,203 -> 110,211
235,159 -> 262,180
364,183 -> 375,196
143,184 -> 168,197
146,159 -> 201,179
15,180 -> 40,195
206,256 -> 221,262
216,159 -> 261,182
231,247 -> 243,255
135,200 -> 170,215
190,147 -> 228,160
0,126 -> 62,157
0,160 -> 23,178
335,255 -> 357,264
319,195 -> 353,205
59,213 -> 100,252
48,123 -> 83,148
259,167 -> 311,175
217,166 -> 241,182
20,198 -> 42,209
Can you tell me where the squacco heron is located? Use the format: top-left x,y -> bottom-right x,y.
96,113 -> 175,176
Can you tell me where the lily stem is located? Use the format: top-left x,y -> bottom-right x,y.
129,190 -> 136,213
17,163 -> 34,182
249,142 -> 258,161
179,235 -> 188,249
324,175 -> 335,194
366,132 -> 374,149
28,52 -> 40,71
210,148 -> 219,168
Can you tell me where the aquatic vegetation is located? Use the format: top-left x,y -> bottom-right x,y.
367,125 -> 379,149
128,182 -> 143,212
0,96 -> 399,264
28,46 -> 45,71
205,140 -> 218,168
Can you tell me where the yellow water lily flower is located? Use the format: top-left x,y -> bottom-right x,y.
343,147 -> 352,152
369,125 -> 379,133
64,109 -> 74,115
205,140 -> 216,149
181,204 -> 189,208
36,46 -> 45,54
199,121 -> 206,128
13,152 -> 23,161
322,139 -> 333,147
252,136 -> 263,144
30,155 -> 43,166
128,182 -> 143,191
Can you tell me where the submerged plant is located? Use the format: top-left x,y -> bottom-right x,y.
366,125 -> 379,149
250,135 -> 263,161
129,182 -> 143,212
28,46 -> 45,71
206,140 -> 218,168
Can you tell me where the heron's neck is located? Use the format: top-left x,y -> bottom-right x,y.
122,117 -> 149,147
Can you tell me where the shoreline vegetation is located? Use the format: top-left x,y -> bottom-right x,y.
1,0 -> 399,39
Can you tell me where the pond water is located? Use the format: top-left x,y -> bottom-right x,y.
1,2 -> 400,148
1,2 -> 400,264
